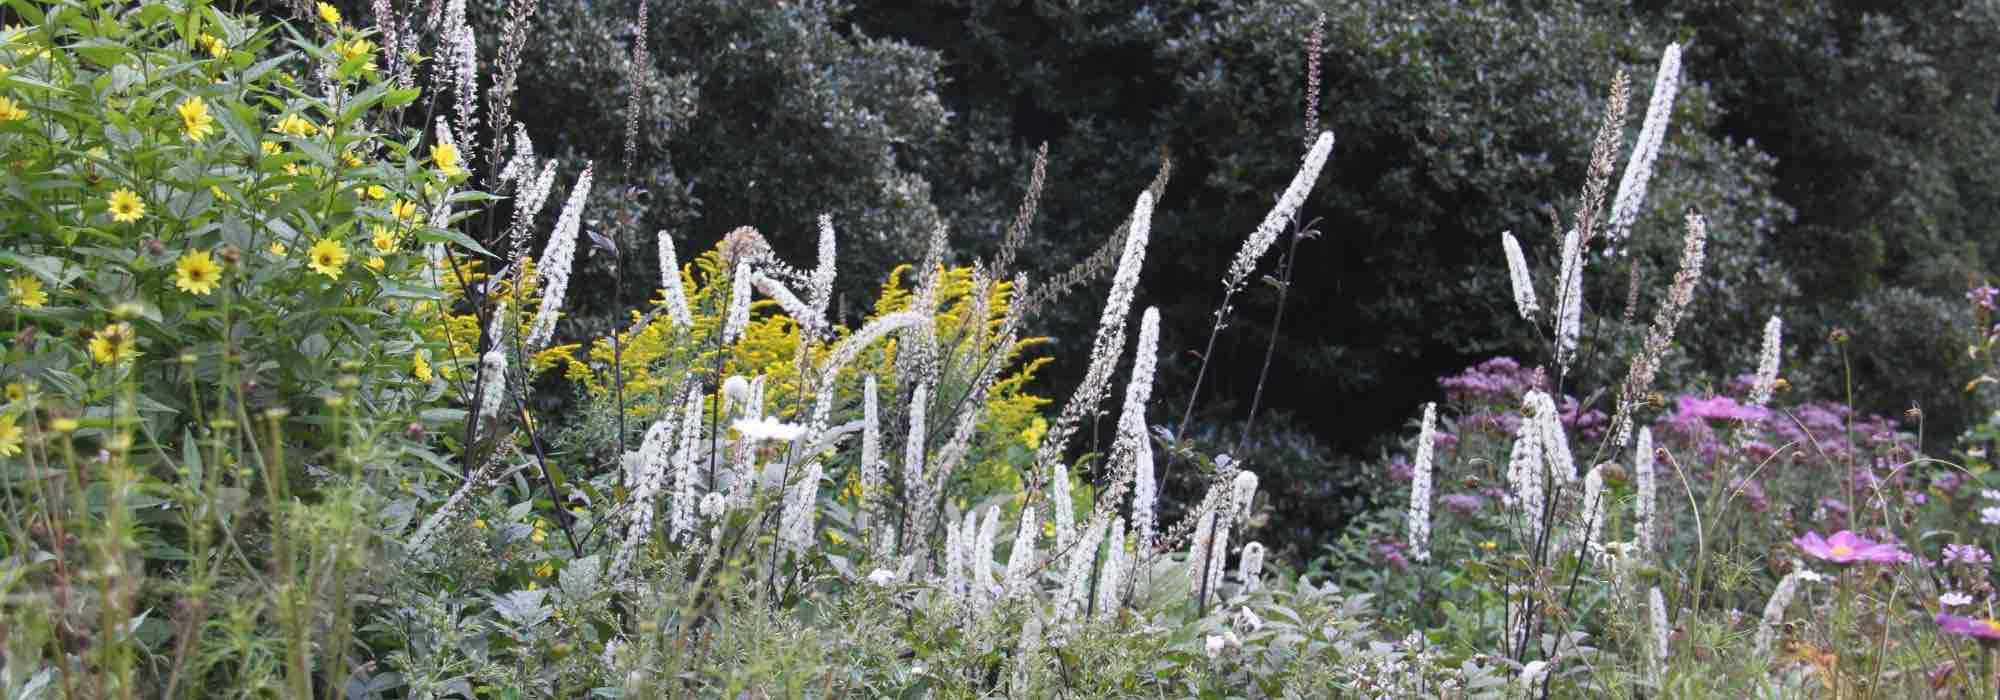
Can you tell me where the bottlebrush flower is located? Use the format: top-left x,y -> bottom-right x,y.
1239,541 -> 1265,593
1635,427 -> 1656,552
1407,402 -> 1437,563
732,417 -> 804,443
525,165 -> 593,351
1649,587 -> 1671,675
1223,131 -> 1335,294
1749,315 -> 1783,406
1606,42 -> 1681,251
1554,228 -> 1584,369
1096,517 -> 1127,617
1794,530 -> 1911,564
1003,505 -> 1037,598
722,258 -> 752,344
1502,231 -> 1538,320
860,375 -> 882,532
1754,569 -> 1813,654
656,230 -> 691,328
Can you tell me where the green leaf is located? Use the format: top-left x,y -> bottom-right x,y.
415,226 -> 497,259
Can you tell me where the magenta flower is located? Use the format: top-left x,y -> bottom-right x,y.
1937,612 -> 2000,640
1675,394 -> 1771,423
1793,530 -> 1912,565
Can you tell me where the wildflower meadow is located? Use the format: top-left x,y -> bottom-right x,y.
4,0 -> 2000,698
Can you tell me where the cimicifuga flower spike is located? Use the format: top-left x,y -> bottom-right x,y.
1580,464 -> 1608,552
1407,402 -> 1437,563
809,213 -> 836,325
1133,435 -> 1158,551
1230,470 -> 1259,524
751,273 -> 816,332
805,312 -> 926,445
1502,231 -> 1539,320
1754,569 -> 1812,654
669,382 -> 702,540
476,348 -> 507,425
1506,409 -> 1547,543
1011,615 -> 1043,696
526,165 -> 593,351
403,465 -> 490,561
510,161 -> 558,262
1635,427 -> 1656,552
1609,210 -> 1709,446
1062,518 -> 1107,620
1187,506 -> 1216,596
1750,315 -> 1783,406
722,258 -> 753,344
1052,463 -> 1075,549
1649,586 -> 1671,676
960,509 -> 980,587
1554,228 -> 1585,370
974,505 -> 1000,602
780,462 -> 822,556
611,418 -> 678,576
1203,510 -> 1230,600
1096,518 -> 1126,617
1527,391 -> 1577,482
944,514 -> 966,606
1003,506 -> 1037,598
1033,191 -> 1152,495
1239,541 -> 1265,593
1223,131 -> 1335,294
859,375 -> 881,532
1607,43 -> 1682,252
901,383 -> 929,532
657,231 -> 691,329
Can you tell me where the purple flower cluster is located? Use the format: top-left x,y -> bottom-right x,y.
1969,285 -> 1998,311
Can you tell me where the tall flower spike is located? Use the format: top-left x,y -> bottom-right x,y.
1062,517 -> 1107,620
1003,506 -> 1038,598
1609,210 -> 1709,446
1649,586 -> 1671,677
1506,406 -> 1547,544
722,258 -> 752,344
1052,464 -> 1075,549
1407,402 -> 1437,563
859,375 -> 882,534
1238,541 -> 1265,593
1528,391 -> 1577,482
1096,518 -> 1127,618
1635,427 -> 1656,553
611,418 -> 678,577
1121,307 -> 1162,551
1554,228 -> 1584,371
669,382 -> 702,540
476,349 -> 508,425
1606,43 -> 1682,252
1502,231 -> 1539,320
901,382 -> 929,539
1032,191 -> 1152,495
780,462 -> 822,556
1580,463 -> 1608,551
1223,131 -> 1335,294
1750,315 -> 1783,406
943,514 -> 966,606
525,165 -> 593,352
974,505 -> 1000,606
809,213 -> 837,326
657,231 -> 691,329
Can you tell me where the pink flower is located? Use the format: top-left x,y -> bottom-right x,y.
1794,530 -> 1912,565
1675,394 -> 1770,423
1937,612 -> 2000,640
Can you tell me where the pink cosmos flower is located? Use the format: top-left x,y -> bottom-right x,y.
1793,530 -> 1912,565
1937,612 -> 2000,640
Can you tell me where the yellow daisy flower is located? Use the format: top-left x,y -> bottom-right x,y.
0,96 -> 27,122
198,33 -> 227,59
268,241 -> 288,257
209,185 -> 232,202
370,225 -> 397,253
340,150 -> 363,168
307,238 -> 349,279
366,184 -> 388,200
177,97 -> 215,142
316,2 -> 342,25
6,275 -> 48,308
535,560 -> 554,578
430,143 -> 463,177
366,256 -> 385,272
390,199 -> 420,223
471,517 -> 487,530
0,414 -> 22,457
174,250 -> 222,296
107,188 -> 145,223
261,140 -> 284,156
4,382 -> 25,402
89,322 -> 136,364
273,113 -> 318,138
412,353 -> 433,382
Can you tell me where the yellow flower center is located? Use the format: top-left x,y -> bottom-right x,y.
1830,545 -> 1855,557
